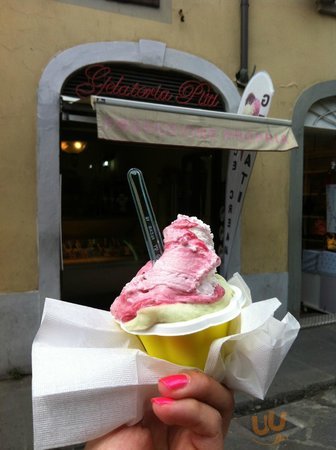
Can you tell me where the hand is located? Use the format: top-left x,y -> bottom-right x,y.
85,370 -> 234,450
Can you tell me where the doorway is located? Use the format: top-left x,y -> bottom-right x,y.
36,40 -> 241,312
37,39 -> 240,314
60,114 -> 228,309
290,84 -> 336,324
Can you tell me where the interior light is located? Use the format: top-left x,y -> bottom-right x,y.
103,160 -> 109,167
61,140 -> 87,154
74,141 -> 84,150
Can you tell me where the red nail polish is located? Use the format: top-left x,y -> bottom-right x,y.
159,373 -> 190,390
151,397 -> 175,406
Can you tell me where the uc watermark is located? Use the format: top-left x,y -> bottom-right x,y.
251,410 -> 288,446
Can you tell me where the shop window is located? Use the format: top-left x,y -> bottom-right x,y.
301,128 -> 336,314
60,132 -> 227,309
58,0 -> 170,23
302,131 -> 336,252
105,0 -> 159,6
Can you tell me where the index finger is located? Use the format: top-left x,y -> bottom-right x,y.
158,370 -> 234,419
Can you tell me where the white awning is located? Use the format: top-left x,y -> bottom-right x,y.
92,96 -> 298,152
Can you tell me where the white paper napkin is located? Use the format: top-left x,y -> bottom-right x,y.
32,273 -> 300,449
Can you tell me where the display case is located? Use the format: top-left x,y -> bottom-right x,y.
60,135 -> 149,307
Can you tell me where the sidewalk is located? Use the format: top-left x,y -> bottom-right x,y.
234,321 -> 336,414
226,385 -> 336,449
227,322 -> 336,449
1,323 -> 336,450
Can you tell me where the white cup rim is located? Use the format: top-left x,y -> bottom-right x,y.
121,285 -> 242,336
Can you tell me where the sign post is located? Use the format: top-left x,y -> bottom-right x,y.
220,71 -> 274,276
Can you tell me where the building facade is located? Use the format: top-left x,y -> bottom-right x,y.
1,0 -> 336,376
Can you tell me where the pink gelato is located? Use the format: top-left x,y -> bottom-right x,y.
242,93 -> 261,116
111,215 -> 234,331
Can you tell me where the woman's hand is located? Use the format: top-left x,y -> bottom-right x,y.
85,370 -> 234,450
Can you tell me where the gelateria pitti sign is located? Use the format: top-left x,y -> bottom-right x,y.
93,97 -> 297,152
75,64 -> 222,108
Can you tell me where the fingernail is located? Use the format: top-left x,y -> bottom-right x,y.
151,397 -> 175,406
159,373 -> 190,390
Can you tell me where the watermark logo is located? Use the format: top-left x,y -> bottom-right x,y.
251,410 -> 288,446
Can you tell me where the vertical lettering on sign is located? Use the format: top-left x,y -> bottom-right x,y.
220,72 -> 274,277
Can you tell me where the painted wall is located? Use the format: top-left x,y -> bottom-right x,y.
1,0 -> 336,373
242,0 -> 336,274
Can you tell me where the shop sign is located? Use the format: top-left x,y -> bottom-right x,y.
75,64 -> 220,108
220,71 -> 274,276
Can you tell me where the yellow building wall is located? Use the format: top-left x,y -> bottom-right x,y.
242,0 -> 336,273
1,0 -> 335,292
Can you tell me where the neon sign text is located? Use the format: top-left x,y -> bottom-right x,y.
75,64 -> 220,108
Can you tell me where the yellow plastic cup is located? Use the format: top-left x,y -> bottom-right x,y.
122,285 -> 242,370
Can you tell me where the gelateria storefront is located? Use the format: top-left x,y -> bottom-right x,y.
37,40 -> 296,312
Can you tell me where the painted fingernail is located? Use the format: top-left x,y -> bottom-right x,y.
151,397 -> 175,406
159,373 -> 190,390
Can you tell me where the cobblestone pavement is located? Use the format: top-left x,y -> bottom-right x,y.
225,385 -> 336,449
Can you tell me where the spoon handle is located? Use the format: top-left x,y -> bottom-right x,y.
127,168 -> 164,261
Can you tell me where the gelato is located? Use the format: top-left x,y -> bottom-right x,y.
111,214 -> 235,332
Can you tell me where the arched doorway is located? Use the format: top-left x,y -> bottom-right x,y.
289,81 -> 336,324
37,40 -> 240,312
